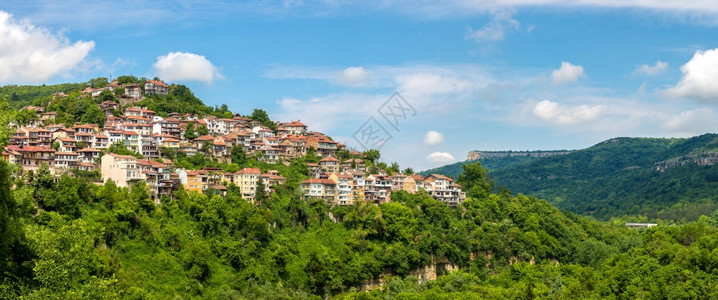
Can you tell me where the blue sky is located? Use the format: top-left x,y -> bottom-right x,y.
2,1 -> 718,170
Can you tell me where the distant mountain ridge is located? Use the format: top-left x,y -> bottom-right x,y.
425,134 -> 718,221
466,150 -> 572,161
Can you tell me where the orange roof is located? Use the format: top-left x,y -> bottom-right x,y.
301,178 -> 336,185
55,152 -> 78,156
284,120 -> 307,127
15,146 -> 54,152
320,156 -> 340,162
234,167 -> 261,175
195,135 -> 215,141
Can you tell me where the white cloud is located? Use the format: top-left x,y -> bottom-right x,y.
153,52 -> 222,84
0,11 -> 94,84
426,152 -> 455,163
662,108 -> 718,136
424,130 -> 444,146
532,99 -> 605,125
634,61 -> 668,76
395,73 -> 470,96
334,66 -> 370,87
551,62 -> 585,84
465,10 -> 520,42
662,48 -> 718,102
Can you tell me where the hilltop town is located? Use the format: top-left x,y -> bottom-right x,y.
2,78 -> 465,207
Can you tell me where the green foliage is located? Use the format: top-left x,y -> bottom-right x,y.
249,108 -> 276,131
197,124 -> 209,136
457,161 -> 494,198
2,135 -> 718,298
1,82 -> 86,109
230,145 -> 246,166
0,98 -> 13,147
133,84 -> 227,117
184,122 -> 197,140
115,75 -> 142,85
88,77 -> 109,88
362,149 -> 381,164
107,142 -> 143,159
489,135 -> 718,220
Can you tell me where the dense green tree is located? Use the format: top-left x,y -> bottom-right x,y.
457,161 -> 494,198
255,179 -> 268,207
87,77 -> 109,88
115,75 -> 141,85
197,124 -> 210,136
97,89 -> 117,104
231,145 -> 246,166
249,108 -> 276,131
14,109 -> 37,126
81,104 -> 107,127
184,122 -> 197,140
363,149 -> 381,164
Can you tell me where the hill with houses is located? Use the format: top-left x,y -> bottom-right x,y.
1,76 -> 466,207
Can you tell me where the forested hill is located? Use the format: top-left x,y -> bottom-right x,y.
1,76 -> 235,121
489,134 -> 718,220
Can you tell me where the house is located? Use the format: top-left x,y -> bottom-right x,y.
260,170 -> 286,195
99,101 -> 119,115
54,152 -> 79,170
411,174 -> 425,192
140,135 -> 159,158
12,146 -> 56,173
305,135 -> 337,157
329,172 -> 354,205
319,156 -> 340,173
124,83 -> 141,99
122,131 -> 140,151
281,120 -> 308,135
56,137 -> 77,153
23,128 -> 52,148
350,170 -> 366,201
213,138 -> 228,157
258,145 -> 279,163
94,134 -> 109,149
101,154 -> 142,188
365,174 -> 392,203
300,178 -> 337,203
179,142 -> 197,157
153,118 -> 181,138
77,147 -> 101,164
105,130 -> 124,145
424,174 -> 466,207
233,167 -> 262,202
181,170 -> 207,193
162,138 -> 181,149
145,80 -> 169,95
391,175 -> 416,193
2,147 -> 22,165
306,163 -> 321,177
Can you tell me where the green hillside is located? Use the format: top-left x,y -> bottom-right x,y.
489,134 -> 718,220
3,159 -> 718,299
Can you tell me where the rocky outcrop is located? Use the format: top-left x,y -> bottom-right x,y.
467,150 -> 572,161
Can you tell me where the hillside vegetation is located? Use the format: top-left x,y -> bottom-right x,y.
2,159 -> 718,299
486,135 -> 718,220
2,83 -> 717,298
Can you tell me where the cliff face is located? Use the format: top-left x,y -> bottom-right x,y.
467,150 -> 572,161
